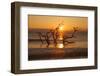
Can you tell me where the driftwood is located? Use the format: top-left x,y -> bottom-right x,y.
36,25 -> 78,48
36,31 -> 51,47
63,27 -> 78,46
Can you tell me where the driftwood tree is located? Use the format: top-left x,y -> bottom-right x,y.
36,31 -> 51,47
62,27 -> 78,46
36,23 -> 78,48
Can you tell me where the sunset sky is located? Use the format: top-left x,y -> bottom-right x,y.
28,15 -> 88,31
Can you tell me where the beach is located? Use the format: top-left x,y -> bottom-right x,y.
28,48 -> 87,60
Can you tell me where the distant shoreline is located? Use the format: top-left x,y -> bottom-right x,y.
28,39 -> 62,42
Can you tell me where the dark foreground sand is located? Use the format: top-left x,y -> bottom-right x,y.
28,48 -> 87,60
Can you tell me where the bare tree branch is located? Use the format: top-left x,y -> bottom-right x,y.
62,27 -> 78,46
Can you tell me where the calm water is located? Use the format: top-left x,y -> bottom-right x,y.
28,41 -> 87,49
28,40 -> 88,60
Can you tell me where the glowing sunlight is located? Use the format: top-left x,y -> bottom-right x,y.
57,43 -> 64,48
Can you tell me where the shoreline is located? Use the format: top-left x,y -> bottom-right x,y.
28,48 -> 88,61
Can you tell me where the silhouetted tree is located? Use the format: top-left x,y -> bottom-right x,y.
36,23 -> 78,48
63,27 -> 78,46
36,31 -> 52,47
36,32 -> 44,44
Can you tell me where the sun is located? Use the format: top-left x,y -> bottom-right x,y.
59,26 -> 63,31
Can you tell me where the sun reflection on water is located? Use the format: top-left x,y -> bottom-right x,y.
57,43 -> 64,48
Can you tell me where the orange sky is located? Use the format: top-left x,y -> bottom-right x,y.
28,15 -> 88,31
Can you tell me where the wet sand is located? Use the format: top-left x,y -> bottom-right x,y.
28,48 -> 88,60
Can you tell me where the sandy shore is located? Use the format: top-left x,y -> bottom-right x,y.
28,48 -> 88,60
